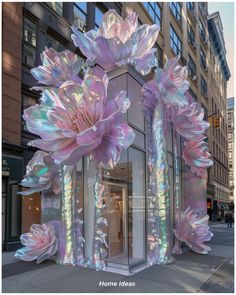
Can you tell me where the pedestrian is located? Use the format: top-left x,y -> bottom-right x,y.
228,213 -> 234,228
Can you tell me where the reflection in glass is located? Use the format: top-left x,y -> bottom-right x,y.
128,148 -> 145,264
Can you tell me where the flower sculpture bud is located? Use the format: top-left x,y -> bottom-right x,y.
71,10 -> 160,75
143,55 -> 189,109
31,48 -> 83,89
173,207 -> 213,254
15,223 -> 58,263
183,140 -> 213,177
19,151 -> 61,195
24,66 -> 135,168
172,102 -> 210,141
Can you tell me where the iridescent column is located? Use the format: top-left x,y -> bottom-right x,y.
154,100 -> 173,263
93,168 -> 108,271
172,130 -> 182,254
59,165 -> 84,265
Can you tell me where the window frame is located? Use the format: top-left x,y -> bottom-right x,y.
169,2 -> 182,22
200,46 -> 207,69
188,54 -> 196,78
23,16 -> 37,68
170,25 -> 182,56
187,22 -> 195,46
200,76 -> 208,98
73,2 -> 87,29
143,2 -> 162,29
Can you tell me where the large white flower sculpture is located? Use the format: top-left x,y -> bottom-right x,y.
71,10 -> 160,75
20,151 -> 61,195
173,207 -> 213,254
15,223 -> 58,263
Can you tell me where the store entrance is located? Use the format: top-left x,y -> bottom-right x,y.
103,181 -> 128,264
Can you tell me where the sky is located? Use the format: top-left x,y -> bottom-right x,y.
208,2 -> 234,98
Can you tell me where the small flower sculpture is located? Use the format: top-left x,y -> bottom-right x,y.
183,140 -> 213,177
25,66 -> 135,167
143,55 -> 189,110
15,223 -> 58,263
31,48 -> 83,89
172,102 -> 210,141
173,207 -> 213,254
71,10 -> 160,75
19,151 -> 61,195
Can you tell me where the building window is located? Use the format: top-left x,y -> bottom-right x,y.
170,25 -> 182,56
95,6 -> 105,29
169,2 -> 181,21
48,2 -> 63,16
22,94 -> 37,131
73,2 -> 87,31
23,17 -> 36,67
188,55 -> 196,78
187,22 -> 195,46
156,45 -> 163,68
199,19 -> 206,41
187,2 -> 194,11
45,36 -> 64,52
143,2 -> 162,28
189,88 -> 197,101
201,76 -> 207,98
200,47 -> 206,69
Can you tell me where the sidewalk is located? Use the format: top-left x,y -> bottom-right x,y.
2,223 -> 234,293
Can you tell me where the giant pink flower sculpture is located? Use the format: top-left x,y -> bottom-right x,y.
31,48 -> 83,89
143,55 -> 189,110
15,223 -> 58,263
19,151 -> 61,195
172,102 -> 210,141
25,67 -> 135,167
71,10 -> 159,75
183,140 -> 213,177
173,207 -> 213,254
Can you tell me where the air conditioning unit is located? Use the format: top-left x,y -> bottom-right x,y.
73,18 -> 86,32
204,38 -> 208,46
193,75 -> 198,81
193,42 -> 197,49
205,66 -> 208,72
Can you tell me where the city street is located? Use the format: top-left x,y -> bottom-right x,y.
2,223 -> 234,293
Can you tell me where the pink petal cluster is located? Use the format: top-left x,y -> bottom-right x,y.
19,151 -> 61,195
31,48 -> 83,89
71,10 -> 160,75
15,223 -> 58,263
25,66 -> 135,168
172,102 -> 210,141
173,207 -> 213,254
143,55 -> 189,110
183,140 -> 213,177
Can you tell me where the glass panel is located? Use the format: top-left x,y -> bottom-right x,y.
128,75 -> 145,131
48,2 -> 63,15
22,193 -> 41,233
95,6 -> 104,29
133,129 -> 145,149
24,18 -> 36,47
23,44 -> 35,67
128,148 -> 145,265
103,182 -> 127,261
11,184 -> 21,236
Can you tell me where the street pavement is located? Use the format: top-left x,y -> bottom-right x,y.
2,223 -> 234,293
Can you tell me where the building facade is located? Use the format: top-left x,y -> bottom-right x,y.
2,2 -> 230,255
227,97 -> 234,202
207,12 -> 231,220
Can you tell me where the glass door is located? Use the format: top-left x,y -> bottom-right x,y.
103,181 -> 128,264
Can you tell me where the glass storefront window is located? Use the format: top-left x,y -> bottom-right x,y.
22,193 -> 41,234
128,148 -> 146,265
95,6 -> 105,29
23,17 -> 36,67
74,2 -> 87,31
48,2 -> 63,16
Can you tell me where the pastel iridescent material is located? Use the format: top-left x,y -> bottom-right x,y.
31,48 -> 83,89
183,140 -> 213,177
26,67 -> 135,167
15,223 -> 58,263
71,10 -> 160,75
173,207 -> 213,254
93,169 -> 108,271
19,151 -> 61,195
171,102 -> 210,141
143,55 -> 189,109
